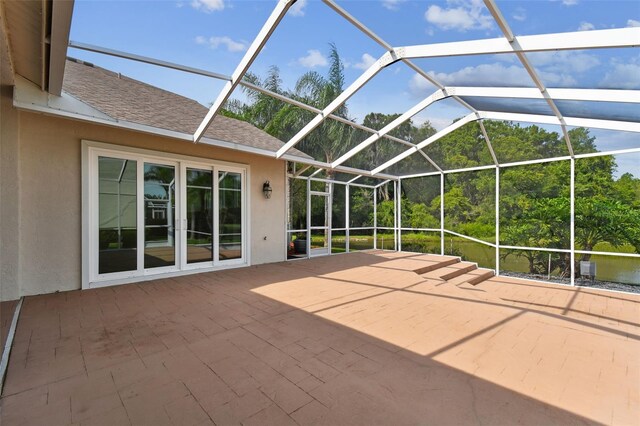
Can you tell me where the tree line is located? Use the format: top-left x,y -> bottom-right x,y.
223,45 -> 640,278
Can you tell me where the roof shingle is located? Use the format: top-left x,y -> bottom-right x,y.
62,58 -> 308,157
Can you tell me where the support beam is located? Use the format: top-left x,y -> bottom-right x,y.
193,0 -> 294,143
331,89 -> 446,168
69,40 -> 445,170
417,150 -> 444,173
397,146 -> 640,180
277,154 -> 397,181
276,49 -> 400,157
449,86 -> 640,103
401,27 -> 640,60
483,0 -> 574,157
440,172 -> 445,256
373,185 -> 376,250
375,179 -> 391,189
397,179 -> 402,251
309,168 -> 323,178
480,111 -> 640,133
495,167 -> 500,276
346,184 -> 350,252
293,164 -> 312,177
479,119 -> 498,166
372,114 -> 477,175
321,0 -> 469,174
69,40 -> 232,80
570,158 -> 576,286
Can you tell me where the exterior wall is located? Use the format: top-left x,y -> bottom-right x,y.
13,111 -> 286,298
0,85 -> 21,301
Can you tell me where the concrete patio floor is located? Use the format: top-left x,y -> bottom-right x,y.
0,251 -> 638,425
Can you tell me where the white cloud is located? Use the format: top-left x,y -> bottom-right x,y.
627,19 -> 640,27
290,0 -> 307,17
190,0 -> 224,12
427,117 -> 455,132
425,0 -> 493,32
195,36 -> 246,52
528,51 -> 599,74
431,64 -> 539,87
297,50 -> 328,68
512,8 -> 526,22
496,50 -> 599,76
600,63 -> 640,89
553,0 -> 579,5
409,73 -> 438,96
354,53 -> 377,70
382,0 -> 404,11
578,21 -> 595,31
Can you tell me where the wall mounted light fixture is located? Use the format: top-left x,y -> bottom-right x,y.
262,181 -> 272,199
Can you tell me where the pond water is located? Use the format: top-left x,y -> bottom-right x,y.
449,239 -> 640,285
392,235 -> 640,286
324,234 -> 640,285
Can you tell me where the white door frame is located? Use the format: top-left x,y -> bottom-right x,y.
83,140 -> 249,289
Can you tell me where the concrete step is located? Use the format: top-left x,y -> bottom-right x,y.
468,269 -> 495,285
447,268 -> 495,286
421,261 -> 476,281
437,269 -> 501,304
440,263 -> 477,280
412,257 -> 460,275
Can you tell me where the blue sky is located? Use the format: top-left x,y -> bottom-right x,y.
68,0 -> 639,172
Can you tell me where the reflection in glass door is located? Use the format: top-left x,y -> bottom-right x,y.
186,168 -> 213,264
310,192 -> 330,256
218,171 -> 242,261
144,163 -> 176,269
98,157 -> 137,274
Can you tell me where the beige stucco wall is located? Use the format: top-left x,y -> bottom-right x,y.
13,111 -> 286,298
1,86 -> 21,302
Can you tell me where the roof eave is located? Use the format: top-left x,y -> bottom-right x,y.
12,76 -> 327,170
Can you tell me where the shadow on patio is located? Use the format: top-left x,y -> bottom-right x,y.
1,251 -> 638,425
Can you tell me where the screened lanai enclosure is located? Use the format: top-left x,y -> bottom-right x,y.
68,0 -> 640,289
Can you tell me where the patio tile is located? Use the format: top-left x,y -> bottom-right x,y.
80,405 -> 131,426
1,396 -> 72,426
70,392 -> 123,423
163,394 -> 212,426
184,371 -> 236,414
1,251 -> 638,425
290,400 -> 330,425
208,389 -> 273,425
258,376 -> 313,414
242,403 -> 298,426
298,357 -> 341,382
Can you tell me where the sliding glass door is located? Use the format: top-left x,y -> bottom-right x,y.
91,147 -> 246,285
218,171 -> 243,261
186,168 -> 214,264
144,162 -> 177,270
98,157 -> 137,274
181,164 -> 245,267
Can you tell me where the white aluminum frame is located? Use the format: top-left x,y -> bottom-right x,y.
193,0 -> 294,143
69,0 -> 639,290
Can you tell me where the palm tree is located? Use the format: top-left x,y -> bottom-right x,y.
293,43 -> 356,170
230,44 -> 358,174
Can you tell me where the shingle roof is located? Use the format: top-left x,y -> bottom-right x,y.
62,58 -> 308,157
